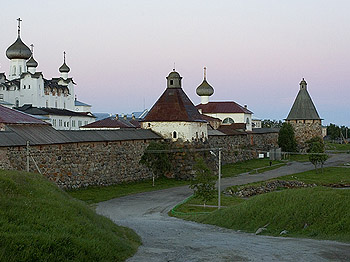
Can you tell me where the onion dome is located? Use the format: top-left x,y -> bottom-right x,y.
59,62 -> 70,73
59,51 -> 70,73
26,56 -> 38,68
196,67 -> 214,96
6,37 -> 32,60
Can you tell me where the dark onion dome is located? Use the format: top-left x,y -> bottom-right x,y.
196,79 -> 214,96
6,37 -> 32,60
59,62 -> 70,73
26,56 -> 38,68
167,71 -> 181,78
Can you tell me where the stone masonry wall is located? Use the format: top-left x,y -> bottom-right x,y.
208,132 -> 278,164
290,122 -> 323,149
0,131 -> 278,187
3,140 -> 154,189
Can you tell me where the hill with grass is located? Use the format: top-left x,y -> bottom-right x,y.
0,169 -> 140,261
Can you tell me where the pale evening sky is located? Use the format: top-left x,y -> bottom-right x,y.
0,0 -> 349,126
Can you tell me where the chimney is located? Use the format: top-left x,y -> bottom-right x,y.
132,113 -> 135,120
115,114 -> 119,120
123,114 -> 127,120
244,105 -> 247,109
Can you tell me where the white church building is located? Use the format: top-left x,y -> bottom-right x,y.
0,18 -> 95,130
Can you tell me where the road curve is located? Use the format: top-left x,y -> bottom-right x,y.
96,154 -> 350,262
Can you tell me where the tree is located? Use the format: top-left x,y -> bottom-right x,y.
140,142 -> 172,183
189,158 -> 216,207
262,119 -> 283,128
306,136 -> 328,173
278,123 -> 297,152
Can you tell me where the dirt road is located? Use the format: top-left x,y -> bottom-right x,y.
97,154 -> 350,261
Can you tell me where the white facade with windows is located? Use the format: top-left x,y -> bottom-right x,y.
0,19 -> 95,130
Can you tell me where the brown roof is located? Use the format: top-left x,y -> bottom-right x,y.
217,123 -> 247,135
82,117 -> 140,129
143,88 -> 205,122
0,105 -> 49,125
196,102 -> 253,114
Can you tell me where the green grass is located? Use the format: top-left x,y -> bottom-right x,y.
0,169 -> 141,261
326,142 -> 350,151
222,159 -> 283,178
226,167 -> 350,194
173,167 -> 350,242
187,187 -> 350,242
284,154 -> 310,162
173,194 -> 245,214
68,177 -> 189,204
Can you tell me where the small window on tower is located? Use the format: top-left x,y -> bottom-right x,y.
173,131 -> 177,139
170,80 -> 174,85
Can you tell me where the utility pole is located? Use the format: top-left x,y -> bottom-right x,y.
26,141 -> 30,172
218,148 -> 221,209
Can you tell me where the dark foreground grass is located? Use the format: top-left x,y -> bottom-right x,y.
326,142 -> 350,151
0,169 -> 140,262
68,177 -> 189,204
222,159 -> 283,178
190,187 -> 350,242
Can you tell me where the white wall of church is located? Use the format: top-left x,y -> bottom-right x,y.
47,115 -> 94,130
142,121 -> 208,142
202,112 -> 252,131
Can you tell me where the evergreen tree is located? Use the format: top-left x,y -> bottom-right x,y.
189,158 -> 216,207
278,123 -> 297,152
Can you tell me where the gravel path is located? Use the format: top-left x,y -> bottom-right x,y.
97,154 -> 350,262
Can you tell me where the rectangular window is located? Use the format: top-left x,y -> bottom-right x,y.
72,120 -> 76,127
59,120 -> 62,127
78,120 -> 82,127
84,121 -> 88,125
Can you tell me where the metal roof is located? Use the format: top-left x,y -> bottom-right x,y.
81,117 -> 140,129
0,105 -> 49,125
196,101 -> 253,114
286,84 -> 321,120
74,100 -> 91,107
0,127 -> 161,147
15,105 -> 95,118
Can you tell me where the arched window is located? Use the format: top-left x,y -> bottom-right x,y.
223,117 -> 234,124
46,101 -> 48,107
19,66 -> 22,75
13,66 -> 16,76
173,131 -> 177,139
15,99 -> 19,107
246,118 -> 250,124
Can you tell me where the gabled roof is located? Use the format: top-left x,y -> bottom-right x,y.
217,123 -> 247,135
286,80 -> 321,120
196,101 -> 253,114
0,105 -> 48,125
143,87 -> 205,122
81,117 -> 140,129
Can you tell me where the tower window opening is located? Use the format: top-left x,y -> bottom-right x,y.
15,99 -> 19,107
173,131 -> 177,139
170,80 -> 174,85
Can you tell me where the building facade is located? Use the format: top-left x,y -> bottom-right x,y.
142,70 -> 208,142
0,19 -> 95,130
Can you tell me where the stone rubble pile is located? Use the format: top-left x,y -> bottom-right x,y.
228,180 -> 317,198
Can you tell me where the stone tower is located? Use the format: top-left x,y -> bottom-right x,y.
285,78 -> 322,147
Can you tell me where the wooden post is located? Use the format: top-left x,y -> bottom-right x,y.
26,141 -> 30,172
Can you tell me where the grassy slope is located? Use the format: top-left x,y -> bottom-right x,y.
68,177 -> 189,204
222,159 -> 283,178
175,167 -> 350,242
195,187 -> 350,241
0,169 -> 140,262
